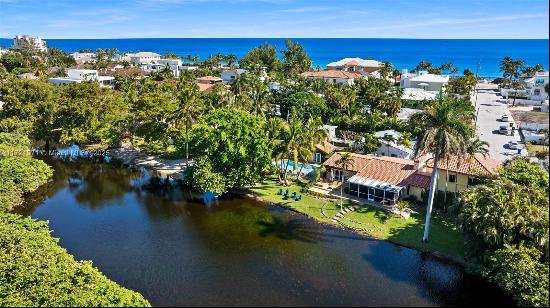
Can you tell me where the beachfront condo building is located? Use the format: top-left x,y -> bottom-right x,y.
12,35 -> 48,52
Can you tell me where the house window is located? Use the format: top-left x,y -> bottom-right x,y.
534,89 -> 541,96
468,177 -> 475,186
448,174 -> 456,183
390,154 -> 397,157
313,152 -> 322,163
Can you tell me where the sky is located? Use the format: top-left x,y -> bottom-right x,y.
0,0 -> 548,39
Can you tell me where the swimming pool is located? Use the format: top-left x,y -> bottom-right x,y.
275,160 -> 318,175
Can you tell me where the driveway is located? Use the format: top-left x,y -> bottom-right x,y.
472,83 -> 524,161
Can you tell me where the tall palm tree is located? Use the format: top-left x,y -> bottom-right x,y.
410,94 -> 475,242
335,152 -> 354,211
174,80 -> 202,162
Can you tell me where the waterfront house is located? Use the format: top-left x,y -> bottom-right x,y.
400,70 -> 449,92
12,35 -> 47,52
321,152 -> 502,205
300,70 -> 364,85
323,152 -> 431,204
373,130 -> 414,159
48,69 -> 114,88
195,76 -> 223,92
326,58 -> 382,78
423,154 -> 502,193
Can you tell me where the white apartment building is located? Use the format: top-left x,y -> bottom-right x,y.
48,69 -> 114,88
12,35 -> 48,52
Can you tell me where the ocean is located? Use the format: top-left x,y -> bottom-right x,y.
1,38 -> 548,78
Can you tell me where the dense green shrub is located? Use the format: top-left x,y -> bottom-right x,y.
499,158 -> 549,193
0,156 -> 53,193
481,245 -> 549,307
0,213 -> 151,307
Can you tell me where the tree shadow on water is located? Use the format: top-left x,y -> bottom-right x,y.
257,216 -> 324,244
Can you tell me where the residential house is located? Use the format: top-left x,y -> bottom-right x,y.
141,58 -> 182,78
17,73 -> 39,80
122,52 -> 161,65
401,87 -> 437,102
524,71 -> 549,102
322,152 -> 502,205
326,58 -> 382,78
423,154 -> 502,194
12,35 -> 47,52
400,70 -> 449,92
221,69 -> 247,83
323,153 -> 431,204
70,52 -> 96,61
373,130 -> 414,159
195,76 -> 223,92
312,141 -> 335,164
48,69 -> 114,88
300,70 -> 364,85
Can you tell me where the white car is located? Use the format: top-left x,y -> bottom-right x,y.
500,115 -> 510,122
507,141 -> 521,150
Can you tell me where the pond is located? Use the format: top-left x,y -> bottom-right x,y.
18,159 -> 512,307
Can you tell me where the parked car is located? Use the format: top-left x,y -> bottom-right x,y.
500,115 -> 510,122
507,141 -> 521,150
499,125 -> 511,135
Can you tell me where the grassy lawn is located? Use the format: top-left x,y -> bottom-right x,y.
251,179 -> 464,262
526,143 -> 547,156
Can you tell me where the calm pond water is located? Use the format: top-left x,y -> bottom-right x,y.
19,159 -> 512,307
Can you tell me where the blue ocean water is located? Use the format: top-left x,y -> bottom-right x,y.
1,38 -> 548,78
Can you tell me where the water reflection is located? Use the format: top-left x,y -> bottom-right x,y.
19,159 -> 513,307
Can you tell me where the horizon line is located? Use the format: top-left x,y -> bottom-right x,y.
1,37 -> 549,40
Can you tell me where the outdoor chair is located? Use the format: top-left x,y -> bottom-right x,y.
296,194 -> 302,201
277,188 -> 283,195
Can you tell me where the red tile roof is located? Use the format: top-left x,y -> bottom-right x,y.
426,154 -> 502,176
323,152 -> 431,189
301,70 -> 363,79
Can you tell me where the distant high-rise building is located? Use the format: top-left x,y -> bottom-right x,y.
12,35 -> 48,52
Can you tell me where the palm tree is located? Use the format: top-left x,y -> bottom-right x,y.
335,152 -> 354,211
174,80 -> 202,162
280,118 -> 308,184
410,94 -> 475,242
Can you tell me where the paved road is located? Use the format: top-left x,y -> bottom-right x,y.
472,83 -> 524,161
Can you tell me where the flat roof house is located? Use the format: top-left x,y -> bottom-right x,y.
524,71 -> 549,102
300,70 -> 364,85
141,58 -> 182,78
373,130 -> 414,159
221,69 -> 247,83
400,70 -> 449,93
48,69 -> 114,88
123,52 -> 161,65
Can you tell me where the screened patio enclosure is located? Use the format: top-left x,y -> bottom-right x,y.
346,174 -> 402,206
